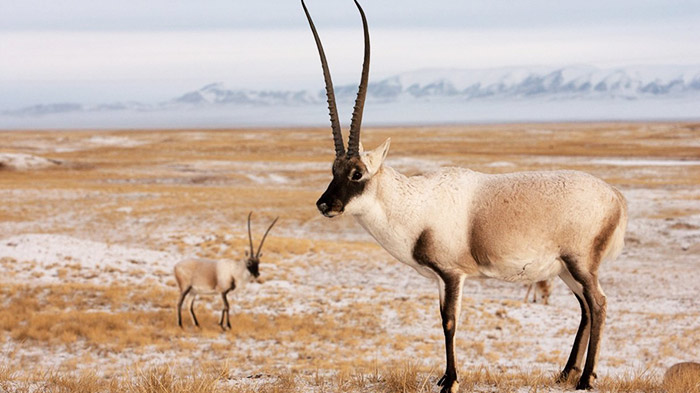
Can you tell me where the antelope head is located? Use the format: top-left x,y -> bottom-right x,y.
303,0 -> 391,218
245,212 -> 279,280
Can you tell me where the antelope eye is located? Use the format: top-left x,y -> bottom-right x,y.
351,171 -> 363,181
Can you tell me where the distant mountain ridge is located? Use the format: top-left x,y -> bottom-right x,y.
2,64 -> 699,129
5,65 -> 699,118
166,65 -> 700,107
359,65 -> 700,100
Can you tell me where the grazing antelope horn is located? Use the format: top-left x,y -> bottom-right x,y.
247,211 -> 255,257
256,217 -> 279,258
347,0 -> 370,157
302,0 -> 345,157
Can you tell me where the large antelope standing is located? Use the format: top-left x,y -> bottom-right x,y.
302,1 -> 628,391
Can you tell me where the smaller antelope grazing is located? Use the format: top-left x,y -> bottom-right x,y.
524,280 -> 552,304
174,212 -> 278,330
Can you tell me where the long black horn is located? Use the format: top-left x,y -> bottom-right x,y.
302,0 -> 345,157
256,217 -> 279,258
247,211 -> 254,257
347,0 -> 370,157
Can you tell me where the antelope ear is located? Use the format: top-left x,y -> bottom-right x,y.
358,141 -> 364,153
362,138 -> 390,176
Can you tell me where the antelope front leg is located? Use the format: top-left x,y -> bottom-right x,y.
177,286 -> 192,328
220,291 -> 232,331
436,274 -> 465,393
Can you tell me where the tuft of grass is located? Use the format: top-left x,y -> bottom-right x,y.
382,362 -> 434,393
40,369 -> 118,393
597,369 -> 662,393
126,366 -> 222,393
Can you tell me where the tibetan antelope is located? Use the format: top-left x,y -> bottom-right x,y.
525,280 -> 552,304
174,212 -> 278,330
302,1 -> 628,391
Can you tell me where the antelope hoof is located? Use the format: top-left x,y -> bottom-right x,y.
556,370 -> 571,384
557,366 -> 581,383
575,377 -> 593,390
556,371 -> 568,384
437,374 -> 459,393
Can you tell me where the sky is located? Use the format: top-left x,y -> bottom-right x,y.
1,0 -> 699,109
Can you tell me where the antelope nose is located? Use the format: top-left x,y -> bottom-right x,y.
317,202 -> 329,214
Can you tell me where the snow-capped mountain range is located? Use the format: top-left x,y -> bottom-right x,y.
2,65 -> 699,128
166,65 -> 700,107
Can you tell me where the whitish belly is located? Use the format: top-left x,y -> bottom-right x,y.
190,286 -> 220,296
478,255 -> 563,283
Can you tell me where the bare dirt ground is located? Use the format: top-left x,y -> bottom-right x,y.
0,123 -> 698,392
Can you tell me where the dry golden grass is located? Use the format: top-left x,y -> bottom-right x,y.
0,283 -> 382,360
0,362 -> 677,393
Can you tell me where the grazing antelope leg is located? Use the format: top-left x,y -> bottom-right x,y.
436,275 -> 465,393
177,286 -> 192,328
538,280 -> 552,304
189,294 -> 199,327
524,284 -> 534,303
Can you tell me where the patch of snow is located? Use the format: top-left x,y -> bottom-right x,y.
486,161 -> 516,168
87,135 -> 144,148
246,173 -> 289,185
0,153 -> 60,170
0,233 -> 179,284
180,234 -> 217,246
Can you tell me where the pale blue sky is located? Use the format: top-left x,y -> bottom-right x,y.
3,0 -> 699,31
1,0 -> 699,109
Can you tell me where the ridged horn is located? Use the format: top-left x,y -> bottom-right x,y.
347,0 -> 370,157
301,0 -> 345,157
247,211 -> 254,257
256,217 -> 279,258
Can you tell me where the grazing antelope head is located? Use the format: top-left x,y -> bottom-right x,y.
302,0 -> 390,218
245,211 -> 278,280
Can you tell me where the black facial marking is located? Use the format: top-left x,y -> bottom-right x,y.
247,258 -> 260,278
316,156 -> 368,216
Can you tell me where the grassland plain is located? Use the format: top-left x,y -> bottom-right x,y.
0,123 -> 698,392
